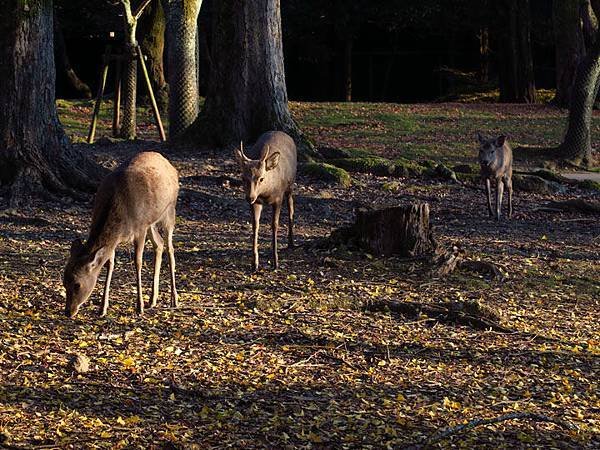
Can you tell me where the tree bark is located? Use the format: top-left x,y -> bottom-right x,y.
557,0 -> 600,166
553,0 -> 586,107
53,13 -> 92,99
140,0 -> 168,114
479,27 -> 490,83
558,37 -> 600,166
120,0 -> 139,140
185,0 -> 318,159
0,0 -> 105,207
344,36 -> 352,102
496,0 -> 536,103
162,0 -> 203,139
331,204 -> 436,257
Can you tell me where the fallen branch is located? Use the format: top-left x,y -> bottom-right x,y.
420,412 -> 579,447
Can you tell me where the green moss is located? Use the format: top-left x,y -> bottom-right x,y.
330,157 -> 396,176
578,179 -> 600,191
393,158 -> 425,177
300,162 -> 352,187
381,181 -> 401,192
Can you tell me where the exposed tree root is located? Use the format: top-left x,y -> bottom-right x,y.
414,412 -> 578,448
538,199 -> 600,214
365,299 -> 512,333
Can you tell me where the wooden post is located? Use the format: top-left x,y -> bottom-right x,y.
112,54 -> 122,137
87,46 -> 111,144
137,45 -> 166,141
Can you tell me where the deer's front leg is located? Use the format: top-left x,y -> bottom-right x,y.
485,178 -> 493,217
496,178 -> 504,221
100,250 -> 115,317
251,203 -> 263,271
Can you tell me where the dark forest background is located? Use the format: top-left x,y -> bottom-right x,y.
54,0 -> 555,103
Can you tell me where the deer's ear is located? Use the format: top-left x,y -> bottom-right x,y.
495,135 -> 507,147
70,238 -> 84,257
476,132 -> 485,144
265,151 -> 281,171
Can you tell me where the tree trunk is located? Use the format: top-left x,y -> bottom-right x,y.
558,38 -> 600,166
120,0 -> 139,140
53,13 -> 92,99
479,27 -> 490,83
557,0 -> 600,167
0,0 -> 105,207
331,204 -> 436,257
140,0 -> 168,115
344,36 -> 352,102
553,0 -> 585,107
186,0 -> 318,159
496,0 -> 536,103
162,0 -> 203,139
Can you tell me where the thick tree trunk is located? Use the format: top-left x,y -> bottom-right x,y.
140,0 -> 168,114
558,39 -> 600,166
0,0 -> 105,207
553,0 -> 586,107
120,0 -> 139,140
162,0 -> 202,139
186,0 -> 317,159
331,204 -> 436,257
496,0 -> 536,103
557,0 -> 600,167
53,13 -> 92,99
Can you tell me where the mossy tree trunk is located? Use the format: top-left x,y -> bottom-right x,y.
140,0 -> 168,114
162,0 -> 203,139
185,0 -> 317,159
496,0 -> 536,103
0,0 -> 105,207
552,0 -> 586,107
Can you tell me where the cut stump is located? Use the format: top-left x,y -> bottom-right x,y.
332,203 -> 436,257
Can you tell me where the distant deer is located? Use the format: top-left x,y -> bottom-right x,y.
63,152 -> 179,318
477,134 -> 513,220
235,131 -> 297,270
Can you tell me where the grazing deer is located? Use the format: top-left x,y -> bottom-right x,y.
235,131 -> 297,270
63,152 -> 179,318
477,133 -> 513,220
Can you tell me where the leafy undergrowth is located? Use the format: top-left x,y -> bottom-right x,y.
0,104 -> 598,448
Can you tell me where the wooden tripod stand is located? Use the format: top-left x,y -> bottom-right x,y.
87,41 -> 166,144
87,0 -> 165,143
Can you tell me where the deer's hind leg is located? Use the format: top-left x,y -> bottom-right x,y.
133,229 -> 148,315
148,223 -> 164,308
164,204 -> 178,308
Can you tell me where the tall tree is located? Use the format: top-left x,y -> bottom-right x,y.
496,0 -> 537,103
187,0 -> 316,158
139,0 -> 168,114
0,0 -> 104,207
553,0 -> 586,107
162,0 -> 203,138
558,0 -> 600,166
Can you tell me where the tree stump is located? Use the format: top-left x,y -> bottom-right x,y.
332,203 -> 436,257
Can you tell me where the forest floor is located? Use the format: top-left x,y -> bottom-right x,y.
0,101 -> 598,449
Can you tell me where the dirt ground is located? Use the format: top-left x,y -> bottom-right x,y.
0,103 -> 599,448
